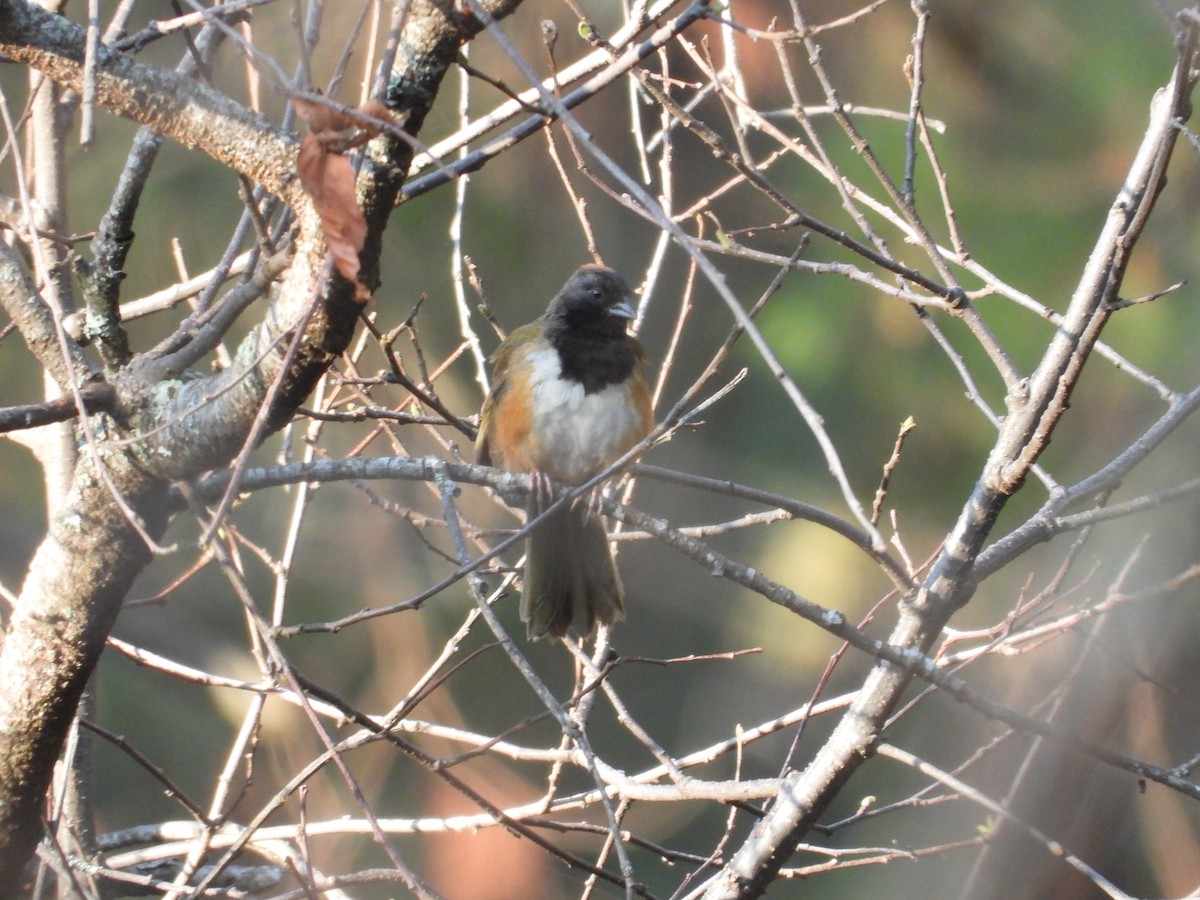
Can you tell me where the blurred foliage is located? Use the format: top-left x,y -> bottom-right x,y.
4,0 -> 1200,896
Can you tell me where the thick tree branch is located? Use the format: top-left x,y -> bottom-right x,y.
0,0 -> 526,889
0,1 -> 298,201
1,2 -> 1182,894
0,452 -> 167,889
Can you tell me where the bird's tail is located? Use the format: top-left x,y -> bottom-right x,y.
521,500 -> 624,640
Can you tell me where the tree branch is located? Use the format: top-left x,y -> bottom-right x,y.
0,1 -> 299,200
186,453 -> 1200,802
0,240 -> 100,391
0,0 -> 527,889
701,16 -> 1200,898
0,382 -> 116,433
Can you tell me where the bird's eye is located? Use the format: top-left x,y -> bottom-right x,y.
592,289 -> 602,299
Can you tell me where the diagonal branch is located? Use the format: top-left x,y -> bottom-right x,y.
0,1 -> 299,200
182,453 -> 1200,804
0,240 -> 101,391
700,15 -> 1200,898
0,0 -> 525,890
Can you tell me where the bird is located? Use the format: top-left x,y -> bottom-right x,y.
476,264 -> 653,640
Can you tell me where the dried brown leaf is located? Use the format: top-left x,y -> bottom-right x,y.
293,96 -> 398,302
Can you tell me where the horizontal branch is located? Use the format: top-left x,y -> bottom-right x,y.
188,454 -> 909,587
186,454 -> 1200,802
635,464 -> 912,588
111,0 -> 277,54
0,382 -> 115,433
62,251 -> 254,341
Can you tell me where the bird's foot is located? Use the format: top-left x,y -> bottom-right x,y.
572,485 -> 608,521
529,469 -> 555,517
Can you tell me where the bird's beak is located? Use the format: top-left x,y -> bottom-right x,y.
610,297 -> 637,320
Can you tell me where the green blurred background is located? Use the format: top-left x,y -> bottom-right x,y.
4,0 -> 1200,897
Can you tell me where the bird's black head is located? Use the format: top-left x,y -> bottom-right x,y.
543,264 -> 640,393
545,264 -> 637,337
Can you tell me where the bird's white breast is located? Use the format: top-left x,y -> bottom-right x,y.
525,346 -> 643,484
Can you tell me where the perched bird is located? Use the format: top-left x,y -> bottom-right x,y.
476,264 -> 653,639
